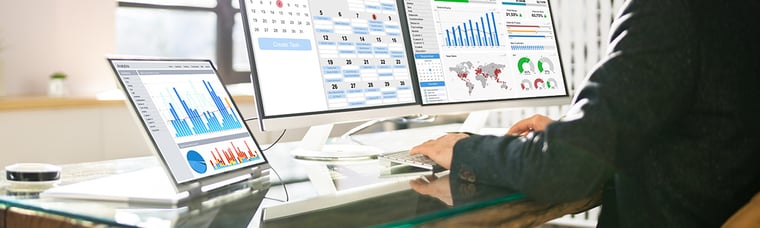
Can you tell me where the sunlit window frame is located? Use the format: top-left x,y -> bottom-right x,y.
117,1 -> 249,84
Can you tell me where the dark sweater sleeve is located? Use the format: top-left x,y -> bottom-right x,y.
452,133 -> 614,203
451,0 -> 696,204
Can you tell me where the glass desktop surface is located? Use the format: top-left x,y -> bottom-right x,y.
0,174 -> 523,227
260,171 -> 525,228
1,181 -> 270,228
0,126 -> 527,228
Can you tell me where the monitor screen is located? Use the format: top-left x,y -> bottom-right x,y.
403,0 -> 568,106
110,59 -> 269,184
239,0 -> 420,131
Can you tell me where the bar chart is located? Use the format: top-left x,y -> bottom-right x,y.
163,80 -> 243,138
506,24 -> 552,39
207,140 -> 261,171
443,11 -> 501,47
505,24 -> 557,51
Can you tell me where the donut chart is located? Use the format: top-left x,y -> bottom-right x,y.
534,78 -> 545,89
547,78 -> 558,89
517,57 -> 535,74
538,57 -> 554,74
521,79 -> 532,90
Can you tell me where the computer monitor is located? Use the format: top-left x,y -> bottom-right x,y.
401,0 -> 570,132
238,0 -> 422,159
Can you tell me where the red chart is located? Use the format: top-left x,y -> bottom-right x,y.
207,140 -> 261,170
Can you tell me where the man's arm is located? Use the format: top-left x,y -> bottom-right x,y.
449,0 -> 696,203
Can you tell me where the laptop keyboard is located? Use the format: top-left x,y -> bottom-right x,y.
377,151 -> 437,170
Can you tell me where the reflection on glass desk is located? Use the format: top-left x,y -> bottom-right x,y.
0,157 -> 269,227
0,163 -> 528,228
0,124 -> 601,227
262,171 -> 528,228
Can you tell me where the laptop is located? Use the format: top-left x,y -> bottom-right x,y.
40,58 -> 271,205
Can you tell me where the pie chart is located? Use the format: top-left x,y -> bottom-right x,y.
186,150 -> 207,174
517,57 -> 535,74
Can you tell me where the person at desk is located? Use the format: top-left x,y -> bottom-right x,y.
410,1 -> 760,227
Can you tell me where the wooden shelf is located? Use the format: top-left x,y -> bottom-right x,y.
0,97 -> 125,111
0,96 -> 255,111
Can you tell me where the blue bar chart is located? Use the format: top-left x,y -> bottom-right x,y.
168,80 -> 243,137
444,12 -> 500,47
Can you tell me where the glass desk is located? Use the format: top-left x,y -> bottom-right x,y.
0,125 -> 600,227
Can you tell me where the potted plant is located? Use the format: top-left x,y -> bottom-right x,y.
48,72 -> 67,97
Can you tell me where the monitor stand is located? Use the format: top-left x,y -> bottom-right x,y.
290,123 -> 385,161
458,110 -> 491,134
289,111 -> 491,161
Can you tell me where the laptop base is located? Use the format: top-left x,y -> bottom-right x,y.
40,167 -> 188,205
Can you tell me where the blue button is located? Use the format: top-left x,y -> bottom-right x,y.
258,38 -> 312,51
420,81 -> 446,87
415,54 -> 441,59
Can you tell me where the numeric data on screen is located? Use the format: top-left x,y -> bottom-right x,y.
404,0 -> 567,105
242,0 -> 415,117
114,61 -> 265,182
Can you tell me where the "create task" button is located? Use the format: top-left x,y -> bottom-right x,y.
258,38 -> 312,51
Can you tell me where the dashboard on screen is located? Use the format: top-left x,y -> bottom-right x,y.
403,0 -> 568,105
110,59 -> 268,184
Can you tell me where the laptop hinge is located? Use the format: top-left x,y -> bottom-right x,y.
186,183 -> 203,199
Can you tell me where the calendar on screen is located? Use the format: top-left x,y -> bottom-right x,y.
241,0 -> 415,116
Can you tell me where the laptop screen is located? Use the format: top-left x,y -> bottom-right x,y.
109,59 -> 269,184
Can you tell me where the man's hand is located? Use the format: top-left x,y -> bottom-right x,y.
409,133 -> 470,170
507,114 -> 554,136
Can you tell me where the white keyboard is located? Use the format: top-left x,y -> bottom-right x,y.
377,151 -> 438,170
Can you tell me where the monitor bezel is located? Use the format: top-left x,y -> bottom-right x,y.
107,57 -> 271,194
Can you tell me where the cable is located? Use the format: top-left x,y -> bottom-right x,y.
242,116 -> 285,152
264,166 -> 290,202
242,114 -> 285,152
261,129 -> 286,152
241,116 -> 288,202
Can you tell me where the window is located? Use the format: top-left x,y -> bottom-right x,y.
232,13 -> 250,72
116,0 -> 250,84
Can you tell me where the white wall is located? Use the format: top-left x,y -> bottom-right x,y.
0,0 -> 117,97
0,106 -> 153,168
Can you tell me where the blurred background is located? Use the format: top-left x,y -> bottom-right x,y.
0,1 -> 626,226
